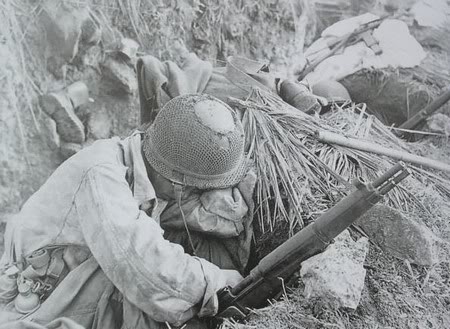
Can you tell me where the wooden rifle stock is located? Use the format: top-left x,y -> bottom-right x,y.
216,162 -> 410,320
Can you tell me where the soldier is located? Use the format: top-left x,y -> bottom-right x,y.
136,53 -> 324,123
0,52 -> 346,329
0,94 -> 254,329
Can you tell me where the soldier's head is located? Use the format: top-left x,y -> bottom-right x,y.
142,94 -> 247,199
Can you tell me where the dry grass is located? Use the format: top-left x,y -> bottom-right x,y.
93,0 -> 197,59
87,0 -> 313,70
225,246 -> 450,329
231,90 -> 346,232
0,0 -> 45,164
230,88 -> 450,233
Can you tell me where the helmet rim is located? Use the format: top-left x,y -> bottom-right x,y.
143,129 -> 249,189
143,94 -> 249,189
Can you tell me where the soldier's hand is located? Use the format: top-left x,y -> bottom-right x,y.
221,269 -> 244,288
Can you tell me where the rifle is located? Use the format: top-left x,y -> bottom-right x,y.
397,85 -> 450,137
297,16 -> 388,81
216,162 -> 410,320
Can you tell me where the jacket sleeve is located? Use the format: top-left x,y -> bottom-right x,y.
160,188 -> 248,238
73,163 -> 228,325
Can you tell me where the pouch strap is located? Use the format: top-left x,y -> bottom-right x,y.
44,248 -> 68,290
26,249 -> 50,270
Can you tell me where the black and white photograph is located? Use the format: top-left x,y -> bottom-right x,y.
0,0 -> 449,328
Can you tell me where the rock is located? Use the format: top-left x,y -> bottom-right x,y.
39,91 -> 85,144
101,57 -> 138,94
60,142 -> 83,160
38,81 -> 89,145
81,12 -> 102,46
356,204 -> 439,266
40,116 -> 60,150
81,45 -> 103,69
119,38 -> 140,60
170,40 -> 191,64
411,0 -> 450,29
426,113 -> 450,136
100,27 -> 123,52
305,16 -> 426,86
300,230 -> 369,309
66,81 -> 90,109
87,110 -> 112,140
40,1 -> 90,72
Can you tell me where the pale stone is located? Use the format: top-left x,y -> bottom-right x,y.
101,57 -> 138,94
60,142 -> 82,160
304,15 -> 425,84
300,230 -> 369,309
40,116 -> 60,150
39,92 -> 85,144
426,113 -> 450,137
87,110 -> 112,140
119,38 -> 140,59
357,205 -> 439,266
411,0 -> 450,28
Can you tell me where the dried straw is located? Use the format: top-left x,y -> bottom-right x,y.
230,88 -> 450,233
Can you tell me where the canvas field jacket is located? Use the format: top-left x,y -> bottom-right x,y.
0,133 -> 251,328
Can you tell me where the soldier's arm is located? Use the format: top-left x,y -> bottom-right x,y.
74,163 -> 241,325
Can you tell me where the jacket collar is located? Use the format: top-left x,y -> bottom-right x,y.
120,131 -> 157,207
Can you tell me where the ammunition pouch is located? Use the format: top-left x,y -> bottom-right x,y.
22,247 -> 70,301
0,245 -> 91,314
0,265 -> 19,304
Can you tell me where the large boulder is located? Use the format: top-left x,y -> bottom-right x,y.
356,204 -> 440,266
101,57 -> 138,95
39,91 -> 86,144
300,230 -> 369,309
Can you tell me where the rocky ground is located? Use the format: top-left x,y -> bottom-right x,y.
1,0 -> 450,328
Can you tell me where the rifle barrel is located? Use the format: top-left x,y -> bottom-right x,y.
218,162 -> 410,319
371,161 -> 405,188
378,168 -> 411,195
398,85 -> 450,132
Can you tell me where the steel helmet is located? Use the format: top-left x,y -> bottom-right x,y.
312,80 -> 351,104
143,94 -> 248,189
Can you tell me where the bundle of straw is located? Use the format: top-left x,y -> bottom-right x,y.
229,88 -> 450,234
230,91 -> 346,233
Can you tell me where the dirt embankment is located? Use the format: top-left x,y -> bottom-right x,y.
0,0 -> 319,225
